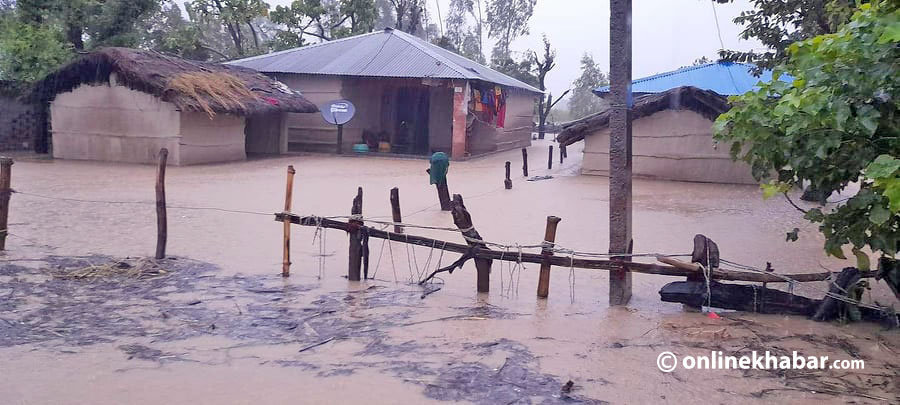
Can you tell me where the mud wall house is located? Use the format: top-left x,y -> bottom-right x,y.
558,62 -> 790,184
228,28 -> 542,160
27,48 -> 318,165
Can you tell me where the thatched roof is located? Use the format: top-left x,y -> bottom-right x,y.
556,86 -> 730,146
27,47 -> 318,116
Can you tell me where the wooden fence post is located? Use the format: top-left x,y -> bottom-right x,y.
450,194 -> 492,292
560,145 -> 565,164
390,187 -> 403,234
522,148 -> 529,177
0,157 -> 12,251
282,165 -> 296,277
537,216 -> 562,298
504,161 -> 512,190
548,145 -> 553,170
348,187 -> 363,281
155,149 -> 168,260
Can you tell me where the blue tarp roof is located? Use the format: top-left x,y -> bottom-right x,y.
594,62 -> 790,96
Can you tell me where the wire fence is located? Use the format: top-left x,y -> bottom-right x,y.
4,186 -> 896,318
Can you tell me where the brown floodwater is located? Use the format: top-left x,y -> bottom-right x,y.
1,140 -> 897,404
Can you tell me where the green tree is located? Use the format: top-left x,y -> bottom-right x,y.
714,0 -> 863,73
714,2 -> 899,262
531,34 -> 555,139
271,0 -> 377,45
440,0 -> 484,63
190,0 -> 270,56
485,0 -> 534,66
568,53 -> 608,120
0,19 -> 72,82
144,0 -> 233,60
16,0 -> 158,50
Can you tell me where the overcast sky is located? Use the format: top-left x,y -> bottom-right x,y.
267,0 -> 764,99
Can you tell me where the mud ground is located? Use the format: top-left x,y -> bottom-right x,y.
1,140 -> 898,404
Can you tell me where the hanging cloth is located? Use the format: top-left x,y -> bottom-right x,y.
495,87 -> 507,128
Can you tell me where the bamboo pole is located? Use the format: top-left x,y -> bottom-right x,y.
0,157 -> 12,251
522,148 -> 528,177
537,216 -> 561,298
504,161 -> 512,190
282,165 -> 296,277
155,149 -> 168,260
390,187 -> 403,234
348,187 -> 363,281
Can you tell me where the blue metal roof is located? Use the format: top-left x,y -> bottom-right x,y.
594,62 -> 790,96
228,28 -> 542,93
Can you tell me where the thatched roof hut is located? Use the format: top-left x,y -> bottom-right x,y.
557,86 -> 729,146
27,47 -> 318,116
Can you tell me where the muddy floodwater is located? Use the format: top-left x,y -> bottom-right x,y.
2,140 -> 898,404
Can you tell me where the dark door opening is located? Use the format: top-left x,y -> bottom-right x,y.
394,87 -> 430,155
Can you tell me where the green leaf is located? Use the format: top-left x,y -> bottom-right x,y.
869,203 -> 890,225
877,21 -> 900,43
852,248 -> 870,271
885,180 -> 900,212
866,155 -> 900,179
827,244 -> 847,260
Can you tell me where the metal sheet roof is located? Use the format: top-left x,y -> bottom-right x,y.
228,28 -> 542,93
593,62 -> 791,96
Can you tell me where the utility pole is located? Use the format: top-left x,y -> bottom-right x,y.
608,0 -> 633,306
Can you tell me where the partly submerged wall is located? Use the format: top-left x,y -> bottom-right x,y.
581,109 -> 755,184
50,83 -> 246,165
467,89 -> 535,156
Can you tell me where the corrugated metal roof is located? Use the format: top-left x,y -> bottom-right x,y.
594,62 -> 791,96
228,28 -> 542,93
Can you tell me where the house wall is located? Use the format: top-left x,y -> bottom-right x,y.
245,112 -> 284,154
275,74 -> 533,158
50,83 -> 247,165
581,109 -> 755,184
277,75 -> 353,153
428,85 -> 453,153
467,89 -> 535,156
178,112 -> 246,165
51,83 -> 183,164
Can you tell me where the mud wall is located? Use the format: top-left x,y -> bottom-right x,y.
51,83 -> 247,165
467,89 -> 535,156
178,112 -> 246,165
581,109 -> 755,184
51,83 -> 182,164
245,112 -> 284,154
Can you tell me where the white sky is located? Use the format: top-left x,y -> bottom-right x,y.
266,0 -> 764,100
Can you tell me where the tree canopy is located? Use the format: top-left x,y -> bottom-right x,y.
714,1 -> 899,263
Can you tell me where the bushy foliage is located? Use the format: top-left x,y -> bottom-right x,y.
714,2 -> 900,262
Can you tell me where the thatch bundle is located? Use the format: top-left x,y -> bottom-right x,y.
26,47 -> 318,116
556,86 -> 730,146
